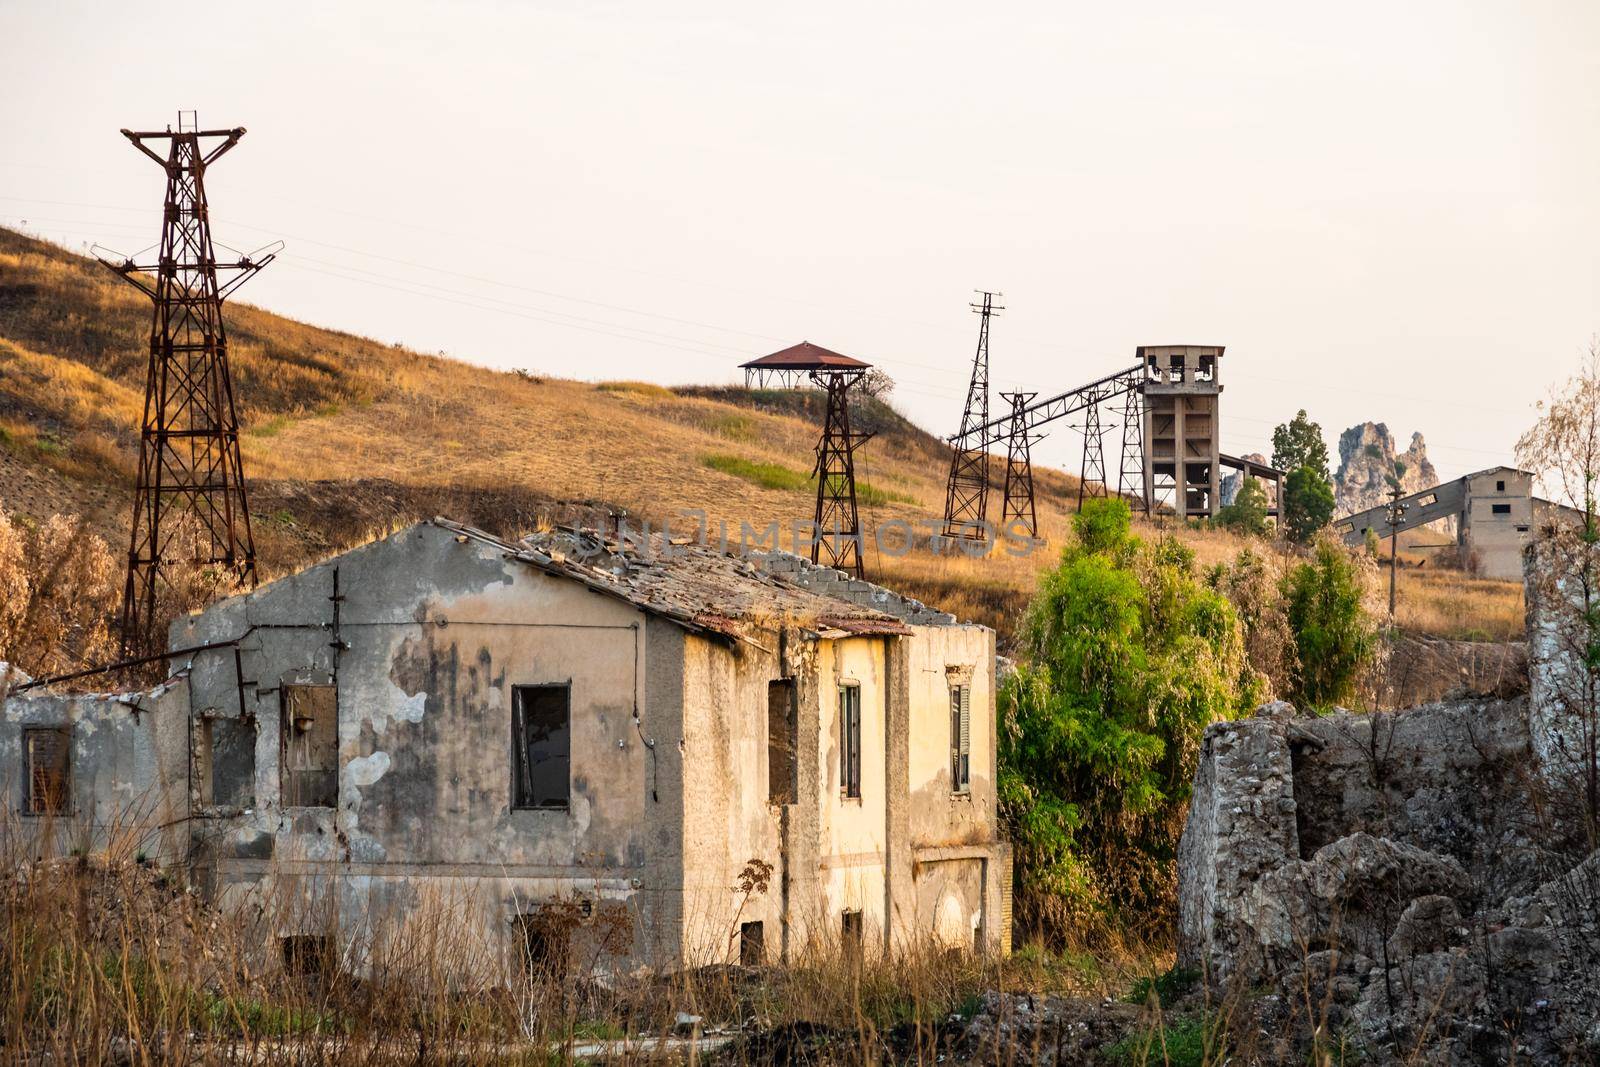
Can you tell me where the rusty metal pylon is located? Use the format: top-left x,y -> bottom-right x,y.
95,112 -> 279,655
811,370 -> 874,578
999,391 -> 1037,540
942,291 -> 1002,540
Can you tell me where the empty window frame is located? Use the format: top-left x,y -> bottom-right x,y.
281,684 -> 338,808
1492,503 -> 1512,515
515,913 -> 570,983
1496,480 -> 1506,492
838,683 -> 861,800
195,715 -> 257,810
949,684 -> 972,794
767,679 -> 796,805
740,921 -> 765,966
22,727 -> 70,815
512,684 -> 571,810
281,935 -> 335,979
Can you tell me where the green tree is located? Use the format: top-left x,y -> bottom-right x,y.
1283,538 -> 1376,708
998,499 -> 1260,941
1272,409 -> 1331,480
1215,476 -> 1270,536
1283,465 -> 1335,544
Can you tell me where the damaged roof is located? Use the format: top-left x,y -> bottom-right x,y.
432,518 -> 911,641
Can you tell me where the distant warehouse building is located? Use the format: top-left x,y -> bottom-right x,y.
1336,465 -> 1580,580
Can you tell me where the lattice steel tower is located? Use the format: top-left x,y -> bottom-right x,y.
942,291 -> 1002,539
811,368 -> 874,578
999,391 -> 1038,539
96,112 -> 278,654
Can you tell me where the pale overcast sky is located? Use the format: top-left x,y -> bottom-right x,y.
2,1 -> 1596,481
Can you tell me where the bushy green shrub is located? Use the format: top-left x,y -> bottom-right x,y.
998,500 -> 1260,941
1284,537 -> 1376,708
1215,476 -> 1270,536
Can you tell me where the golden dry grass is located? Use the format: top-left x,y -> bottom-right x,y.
0,225 -> 1526,648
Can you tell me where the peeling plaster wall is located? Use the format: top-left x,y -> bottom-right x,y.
3,521 -> 1012,978
677,631 -> 784,963
0,679 -> 189,863
816,636 -> 890,953
176,523 -> 661,975
902,624 -> 1008,954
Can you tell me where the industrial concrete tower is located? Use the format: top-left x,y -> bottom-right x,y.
1141,345 -> 1224,518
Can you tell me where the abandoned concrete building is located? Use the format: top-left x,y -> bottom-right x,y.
1,519 -> 1010,978
1335,465 -> 1581,580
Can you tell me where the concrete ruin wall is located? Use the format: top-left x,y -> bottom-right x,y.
0,674 -> 189,864
1177,540 -> 1600,1062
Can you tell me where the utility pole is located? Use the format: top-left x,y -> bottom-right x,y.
942,291 -> 1002,540
1385,483 -> 1408,619
95,112 -> 279,655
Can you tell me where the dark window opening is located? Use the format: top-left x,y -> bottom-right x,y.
1496,480 -> 1506,492
949,684 -> 971,794
516,915 -> 570,983
196,715 -> 256,810
841,910 -> 863,959
513,684 -> 571,810
767,679 -> 796,805
740,921 -> 765,966
23,727 -> 70,815
839,684 -> 861,799
281,935 -> 335,978
1517,525 -> 1530,533
1492,503 -> 1512,515
281,684 -> 338,808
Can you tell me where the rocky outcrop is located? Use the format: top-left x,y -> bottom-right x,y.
1334,422 -> 1437,515
1218,452 -> 1267,507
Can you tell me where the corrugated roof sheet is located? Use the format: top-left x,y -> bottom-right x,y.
431,518 -> 910,641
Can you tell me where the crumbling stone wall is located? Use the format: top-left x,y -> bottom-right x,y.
1177,543 -> 1600,1063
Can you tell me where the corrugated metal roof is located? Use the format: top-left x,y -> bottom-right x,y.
431,518 -> 910,641
738,341 -> 872,372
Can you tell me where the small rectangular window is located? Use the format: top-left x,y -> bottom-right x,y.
841,909 -> 863,958
767,679 -> 796,805
281,935 -> 335,979
516,913 -> 570,983
950,684 -> 971,794
740,921 -> 765,966
839,684 -> 861,799
513,684 -> 571,810
282,685 -> 338,808
1496,480 -> 1506,492
23,727 -> 70,815
1491,503 -> 1512,515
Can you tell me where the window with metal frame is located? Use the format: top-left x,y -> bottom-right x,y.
512,684 -> 571,810
839,683 -> 861,799
950,684 -> 971,794
23,727 -> 70,815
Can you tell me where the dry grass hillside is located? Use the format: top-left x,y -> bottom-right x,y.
0,226 -> 1522,651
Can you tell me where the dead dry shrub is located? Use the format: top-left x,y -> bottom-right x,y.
0,504 -> 119,680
